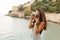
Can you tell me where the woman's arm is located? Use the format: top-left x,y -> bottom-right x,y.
34,21 -> 45,34
37,22 -> 45,32
28,14 -> 34,29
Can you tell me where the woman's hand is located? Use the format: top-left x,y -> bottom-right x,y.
34,17 -> 39,24
33,16 -> 40,34
28,14 -> 33,29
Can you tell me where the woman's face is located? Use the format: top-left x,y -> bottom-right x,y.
36,10 -> 40,14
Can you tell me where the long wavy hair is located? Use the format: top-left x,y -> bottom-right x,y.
36,8 -> 47,30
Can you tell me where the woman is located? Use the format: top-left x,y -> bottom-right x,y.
28,8 -> 47,40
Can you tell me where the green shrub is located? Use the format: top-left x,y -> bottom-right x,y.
56,6 -> 60,13
24,7 -> 32,16
48,6 -> 56,12
30,0 -> 60,13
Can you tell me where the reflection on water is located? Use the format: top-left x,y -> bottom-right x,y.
0,14 -> 60,40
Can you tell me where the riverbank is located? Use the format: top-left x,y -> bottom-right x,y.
25,13 -> 60,24
7,13 -> 60,24
46,13 -> 60,24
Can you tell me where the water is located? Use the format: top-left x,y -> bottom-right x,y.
0,14 -> 60,40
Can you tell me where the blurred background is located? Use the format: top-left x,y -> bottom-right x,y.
0,0 -> 31,15
0,0 -> 60,40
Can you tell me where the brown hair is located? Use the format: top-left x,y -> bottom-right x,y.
37,8 -> 47,30
36,8 -> 44,14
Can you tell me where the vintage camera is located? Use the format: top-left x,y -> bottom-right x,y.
32,13 -> 39,18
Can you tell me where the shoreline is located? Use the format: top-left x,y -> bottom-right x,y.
47,20 -> 60,24
7,13 -> 60,24
46,13 -> 60,24
25,13 -> 60,24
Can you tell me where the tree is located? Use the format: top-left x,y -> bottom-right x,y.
24,7 -> 32,16
30,0 -> 60,13
56,0 -> 60,13
18,4 -> 24,11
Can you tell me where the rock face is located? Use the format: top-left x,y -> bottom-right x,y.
8,6 -> 24,18
8,0 -> 35,18
23,0 -> 35,8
